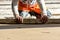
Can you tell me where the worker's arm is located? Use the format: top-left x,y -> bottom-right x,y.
40,0 -> 47,15
12,0 -> 23,23
12,0 -> 19,16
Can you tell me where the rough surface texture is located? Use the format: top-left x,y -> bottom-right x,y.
0,19 -> 60,24
0,25 -> 60,40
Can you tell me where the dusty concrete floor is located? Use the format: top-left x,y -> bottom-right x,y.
0,24 -> 60,40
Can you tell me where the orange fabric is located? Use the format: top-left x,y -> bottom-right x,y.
18,0 -> 42,14
30,3 -> 42,14
18,1 -> 30,11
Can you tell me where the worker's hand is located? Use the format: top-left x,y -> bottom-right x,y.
16,15 -> 23,23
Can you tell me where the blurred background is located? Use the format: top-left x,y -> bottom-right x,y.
0,0 -> 60,24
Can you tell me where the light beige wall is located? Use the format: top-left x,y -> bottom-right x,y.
0,0 -> 14,19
